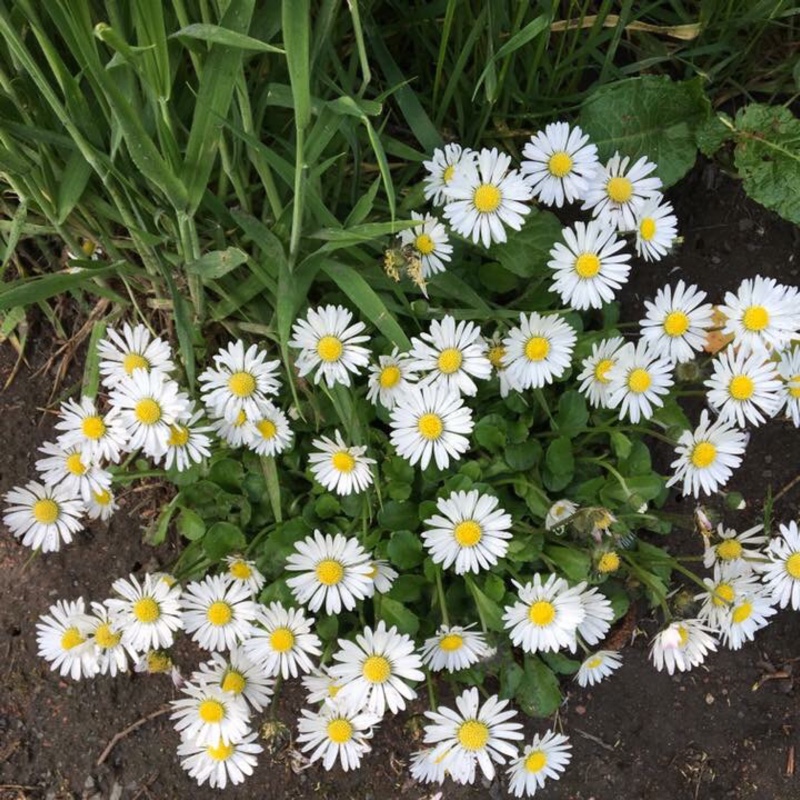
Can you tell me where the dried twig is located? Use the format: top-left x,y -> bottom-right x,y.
95,705 -> 172,766
786,745 -> 795,777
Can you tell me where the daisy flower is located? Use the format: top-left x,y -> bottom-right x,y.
547,220 -> 631,310
106,572 -> 184,653
242,602 -> 322,679
307,431 -> 376,496
36,598 -> 98,680
54,396 -> 129,463
484,333 -> 514,398
211,410 -> 256,449
398,212 -> 452,278
667,410 -> 748,498
170,682 -> 250,746
502,312 -> 577,392
702,523 -> 766,570
634,194 -> 679,261
719,275 -> 799,355
35,441 -> 112,504
507,731 -> 572,798
181,574 -> 259,652
285,530 -> 373,615
577,336 -> 625,409
759,521 -> 800,609
721,588 -> 777,650
223,555 -> 266,597
289,305 -> 371,388
362,558 -> 398,598
409,747 -> 450,785
97,322 -> 175,388
389,384 -> 473,470
192,647 -> 274,713
576,650 -> 623,687
87,601 -> 138,677
649,619 -> 717,674
302,665 -> 346,705
153,404 -> 213,471
503,574 -> 586,654
420,624 -> 492,673
407,315 -> 492,397
3,480 -> 84,553
520,121 -> 599,207
297,699 -> 382,771
777,346 -> 800,426
85,488 -> 118,522
695,562 -> 755,629
596,551 -> 621,574
606,340 -> 674,424
423,143 -> 475,206
178,730 -> 263,789
443,147 -> 533,248
246,401 -> 293,457
108,370 -> 190,458
544,499 -> 579,531
575,585 -> 614,648
366,348 -> 418,410
329,620 -> 425,717
421,489 -> 513,574
581,152 -> 662,232
199,340 -> 281,423
639,281 -> 714,364
423,687 -> 524,783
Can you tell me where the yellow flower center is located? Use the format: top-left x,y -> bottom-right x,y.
785,552 -> 800,579
524,750 -> 548,773
206,740 -> 234,761
729,375 -> 754,401
712,582 -> 735,607
123,353 -> 149,375
574,253 -> 601,279
270,627 -> 295,652
606,176 -> 633,203
167,424 -> 190,447
65,453 -> 86,475
228,371 -> 256,398
93,489 -> 112,505
81,240 -> 97,256
594,358 -> 614,383
663,311 -> 690,337
81,415 -> 106,439
789,375 -> 800,399
379,365 -> 401,389
234,410 -> 248,427
585,655 -> 604,669
690,441 -> 716,468
639,218 -> 657,241
317,335 -> 344,362
453,520 -> 482,547
331,451 -> 356,473
443,164 -> 456,184
362,655 -> 391,683
415,233 -> 435,255
457,720 -> 489,751
94,623 -> 121,649
229,560 -> 252,580
327,719 -> 353,744
528,600 -> 556,627
524,336 -> 550,362
256,419 -> 277,440
222,670 -> 246,694
742,305 -> 769,332
439,633 -> 464,652
418,412 -> 444,440
598,552 -> 620,573
677,625 -> 689,648
134,398 -> 162,425
732,601 -> 753,624
133,597 -> 160,623
32,498 -> 59,524
627,368 -> 651,393
487,345 -> 506,369
61,627 -> 85,650
328,683 -> 341,698
198,699 -> 225,724
437,347 -> 463,375
316,559 -> 344,586
146,651 -> 172,673
473,183 -> 502,213
717,539 -> 743,561
547,151 -> 573,177
207,601 -> 233,626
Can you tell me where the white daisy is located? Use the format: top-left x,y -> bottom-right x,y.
423,143 -> 476,206
547,220 -> 631,310
199,340 -> 281,423
695,562 -> 755,630
106,572 -> 184,653
97,322 -> 175,388
634,194 -> 679,261
507,731 -> 572,798
575,585 -> 614,648
640,281 -> 714,364
409,747 -> 451,785
362,558 -> 398,598
223,555 -> 266,597
307,431 -> 376,496
85,487 -> 118,522
35,441 -> 112,504
289,305 -> 371,388
421,489 -> 513,574
503,574 -> 586,654
777,346 -> 800,426
722,588 -> 777,650
54,396 -> 129,463
423,687 -> 524,783
667,410 -> 748,498
178,731 -> 262,789
719,275 -> 799,355
420,624 -> 492,673
702,523 -> 766,570
581,152 -> 662,232
87,601 -> 138,677
36,598 -> 98,680
606,340 -> 674,424
329,621 -> 425,717
576,650 -> 623,687
759,521 -> 800,610
153,404 -> 213,471
242,602 -> 322,679
649,619 -> 717,674
443,147 -> 533,248
181,575 -> 259,652
408,315 -> 492,397
544,499 -> 579,531
502,312 -> 576,392
246,401 -> 294,457
398,212 -> 452,278
297,699 -> 382,771
705,348 -> 782,428
211,410 -> 256,449
192,647 -> 274,713
108,370 -> 190,458
170,682 -> 250,746
366,348 -> 418,410
484,334 -> 514,398
577,337 -> 625,409
3,480 -> 84,553
520,121 -> 599,207
285,530 -> 373,615
389,384 -> 473,470
302,665 -> 346,705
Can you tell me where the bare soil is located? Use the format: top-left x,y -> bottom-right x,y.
1,161 -> 799,800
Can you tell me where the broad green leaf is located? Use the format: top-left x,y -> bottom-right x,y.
492,208 -> 562,278
204,521 -> 247,560
473,414 -> 507,452
56,150 -> 92,224
544,544 -> 591,583
386,530 -> 424,569
378,596 -> 419,635
314,494 -> 341,519
517,655 -> 561,717
554,391 -> 588,435
177,508 -> 206,541
185,247 -> 249,279
386,575 -> 427,603
172,23 -> 284,52
504,441 -> 541,472
541,651 -> 580,675
209,458 -> 245,493
466,577 -> 504,632
544,436 -> 574,490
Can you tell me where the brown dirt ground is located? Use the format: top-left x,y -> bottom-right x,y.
1,161 -> 799,800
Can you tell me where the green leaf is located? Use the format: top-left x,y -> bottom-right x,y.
203,521 -> 247,561
554,391 -> 588,435
622,440 -> 652,476
282,0 -> 311,130
315,613 -> 338,641
610,432 -> 632,460
517,655 -> 561,717
504,440 -> 541,472
386,575 -> 427,603
185,247 -> 249,279
473,413 -> 507,452
172,23 -> 284,52
466,577 -> 505,632
387,530 -> 424,569
57,150 -> 92,224
177,508 -> 206,541
544,544 -> 591,582
378,596 -> 419,635
378,501 -> 419,531
543,436 -> 574,491
541,651 -> 580,675
483,573 -> 506,603
209,458 -> 245,493
492,208 -> 563,278
314,494 -> 341,519
580,76 -> 711,187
